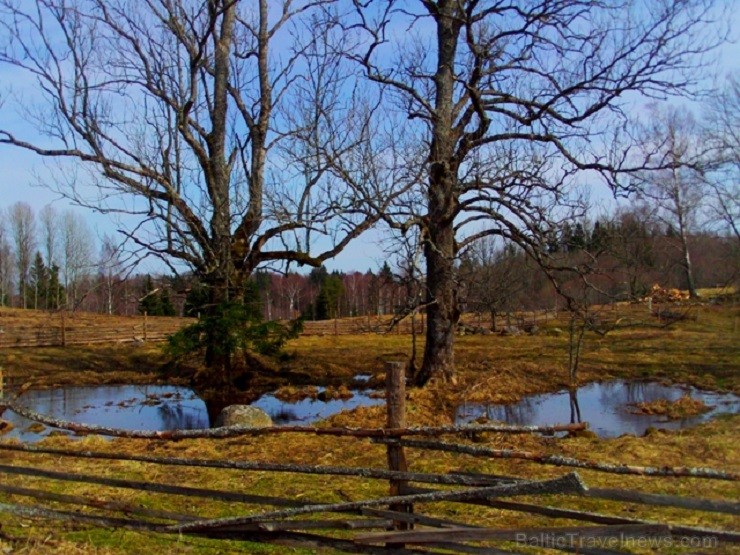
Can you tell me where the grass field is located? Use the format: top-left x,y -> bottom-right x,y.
0,298 -> 738,554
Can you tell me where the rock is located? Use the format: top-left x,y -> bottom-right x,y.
215,405 -> 273,428
499,325 -> 522,336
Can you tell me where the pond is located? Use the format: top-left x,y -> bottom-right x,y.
252,387 -> 384,425
1,385 -> 209,442
455,380 -> 740,438
4,380 -> 736,443
1,382 -> 385,442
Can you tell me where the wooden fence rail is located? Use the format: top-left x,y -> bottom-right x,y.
0,311 -> 193,348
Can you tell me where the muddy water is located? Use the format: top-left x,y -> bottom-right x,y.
456,380 -> 740,438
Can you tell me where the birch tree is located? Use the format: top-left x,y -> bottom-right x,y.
0,212 -> 13,306
9,202 -> 35,309
704,74 -> 740,243
633,107 -> 707,298
60,210 -> 94,308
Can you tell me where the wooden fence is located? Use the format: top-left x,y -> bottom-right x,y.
0,311 -> 193,348
0,362 -> 738,554
0,308 -> 566,347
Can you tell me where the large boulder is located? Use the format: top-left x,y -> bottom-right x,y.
215,405 -> 273,428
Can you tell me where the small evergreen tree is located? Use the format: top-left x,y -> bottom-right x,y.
138,274 -> 175,316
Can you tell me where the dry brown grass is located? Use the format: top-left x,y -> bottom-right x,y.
0,300 -> 738,553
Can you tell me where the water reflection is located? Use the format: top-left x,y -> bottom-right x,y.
1,383 -> 386,442
2,385 -> 209,443
456,380 -> 739,438
568,388 -> 582,424
252,388 -> 385,425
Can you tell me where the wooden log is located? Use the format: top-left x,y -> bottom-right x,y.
192,529 -> 426,554
373,438 -> 738,481
354,523 -> 671,545
385,361 -> 412,532
424,470 -> 740,515
166,473 -> 587,534
402,487 -> 740,544
0,501 -> 422,555
2,401 -> 586,439
0,462 -> 305,507
586,487 -> 740,515
361,507 -> 479,529
0,501 -> 164,531
0,443 -> 512,487
254,518 -> 392,532
0,483 -> 197,522
401,542 -> 513,555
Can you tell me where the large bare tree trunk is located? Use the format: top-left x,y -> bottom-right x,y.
415,8 -> 461,386
417,221 -> 459,384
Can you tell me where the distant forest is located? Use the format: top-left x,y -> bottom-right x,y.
1,202 -> 737,323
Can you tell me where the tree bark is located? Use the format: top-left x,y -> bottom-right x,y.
415,6 -> 462,386
417,221 -> 459,385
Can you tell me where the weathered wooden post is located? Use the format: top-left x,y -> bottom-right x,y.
143,311 -> 148,342
385,361 -> 412,532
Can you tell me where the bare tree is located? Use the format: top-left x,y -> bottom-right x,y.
0,211 -> 13,306
60,210 -> 94,309
460,237 -> 528,332
8,202 -> 36,309
347,0 -> 724,384
0,1 -> 397,377
633,107 -> 708,298
703,73 -> 740,243
38,205 -> 59,271
607,207 -> 660,300
98,234 -> 124,315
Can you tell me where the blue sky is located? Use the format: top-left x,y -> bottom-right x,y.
0,1 -> 737,276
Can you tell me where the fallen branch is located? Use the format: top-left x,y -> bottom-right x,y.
373,438 -> 739,480
167,473 -> 587,533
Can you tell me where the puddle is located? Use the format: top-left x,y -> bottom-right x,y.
1,385 -> 208,443
252,387 -> 384,425
455,380 -> 740,438
1,383 -> 385,442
